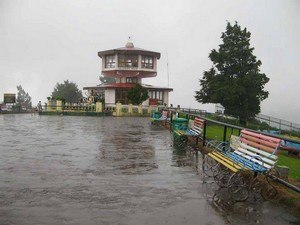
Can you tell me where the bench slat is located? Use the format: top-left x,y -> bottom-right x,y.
193,127 -> 203,132
241,130 -> 281,144
240,143 -> 278,160
237,147 -> 276,166
240,138 -> 276,154
208,129 -> 281,175
213,152 -> 243,170
225,152 -> 268,173
208,152 -> 240,173
241,133 -> 280,149
233,151 -> 272,169
185,130 -> 198,136
190,128 -> 202,134
175,130 -> 185,136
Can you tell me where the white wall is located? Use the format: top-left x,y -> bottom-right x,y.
163,91 -> 169,106
105,89 -> 115,104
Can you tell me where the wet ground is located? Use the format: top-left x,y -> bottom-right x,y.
0,114 -> 299,225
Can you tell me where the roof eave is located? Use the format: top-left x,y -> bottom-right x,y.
98,49 -> 161,59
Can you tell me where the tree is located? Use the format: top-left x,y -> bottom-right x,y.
195,22 -> 269,124
16,85 -> 32,109
127,83 -> 149,105
99,76 -> 116,84
51,80 -> 83,103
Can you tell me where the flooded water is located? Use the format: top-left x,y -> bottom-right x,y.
0,114 -> 299,225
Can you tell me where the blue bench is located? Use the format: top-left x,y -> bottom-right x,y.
151,110 -> 168,124
206,130 -> 282,201
173,117 -> 206,147
208,130 -> 281,173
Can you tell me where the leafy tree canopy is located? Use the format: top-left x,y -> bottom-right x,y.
51,80 -> 83,103
195,21 -> 269,123
99,76 -> 116,84
16,85 -> 32,109
127,83 -> 149,105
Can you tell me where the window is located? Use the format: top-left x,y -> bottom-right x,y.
105,55 -> 116,68
149,90 -> 163,100
118,54 -> 138,68
115,89 -> 129,104
126,77 -> 137,83
141,55 -> 153,69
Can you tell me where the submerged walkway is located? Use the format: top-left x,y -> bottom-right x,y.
0,114 -> 298,225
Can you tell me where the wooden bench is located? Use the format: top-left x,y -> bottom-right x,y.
174,117 -> 206,146
151,110 -> 168,124
206,130 -> 282,201
208,130 -> 281,174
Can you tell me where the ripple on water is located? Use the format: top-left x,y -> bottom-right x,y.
0,114 -> 298,225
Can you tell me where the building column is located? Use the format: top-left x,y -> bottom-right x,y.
96,102 -> 103,112
138,54 -> 142,69
116,102 -> 122,116
138,104 -> 142,114
129,104 -> 133,115
56,100 -> 62,111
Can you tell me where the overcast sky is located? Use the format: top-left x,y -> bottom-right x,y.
0,0 -> 299,123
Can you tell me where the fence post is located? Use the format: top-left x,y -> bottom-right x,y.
116,102 -> 122,116
129,104 -> 133,115
96,102 -> 102,112
279,120 -> 281,130
147,105 -> 152,115
138,104 -> 142,115
222,125 -> 227,151
56,100 -> 62,111
169,110 -> 174,131
47,100 -> 53,111
185,113 -> 189,120
202,121 -> 207,147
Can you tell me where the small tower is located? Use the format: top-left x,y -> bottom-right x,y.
84,41 -> 173,105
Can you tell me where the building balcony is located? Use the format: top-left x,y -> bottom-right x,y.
102,66 -> 157,78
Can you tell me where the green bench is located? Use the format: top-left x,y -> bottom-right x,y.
173,117 -> 206,147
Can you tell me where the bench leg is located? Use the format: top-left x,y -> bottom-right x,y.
174,135 -> 188,148
213,165 -> 232,188
261,184 -> 277,201
261,169 -> 280,201
212,188 -> 236,210
227,171 -> 251,201
203,155 -> 219,177
250,175 -> 265,193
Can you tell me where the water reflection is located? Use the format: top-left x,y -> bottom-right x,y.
96,123 -> 157,175
171,147 -> 201,175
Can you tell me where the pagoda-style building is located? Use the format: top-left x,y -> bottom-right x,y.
83,41 -> 173,106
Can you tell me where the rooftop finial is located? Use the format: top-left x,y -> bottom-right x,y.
125,36 -> 134,48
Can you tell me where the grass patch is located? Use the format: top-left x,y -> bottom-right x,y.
205,123 -> 240,141
278,152 -> 300,180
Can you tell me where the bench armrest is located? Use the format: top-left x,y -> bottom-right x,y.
248,155 -> 264,171
175,125 -> 188,131
207,141 -> 230,152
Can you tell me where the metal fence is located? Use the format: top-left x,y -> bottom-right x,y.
256,114 -> 300,132
215,104 -> 300,132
